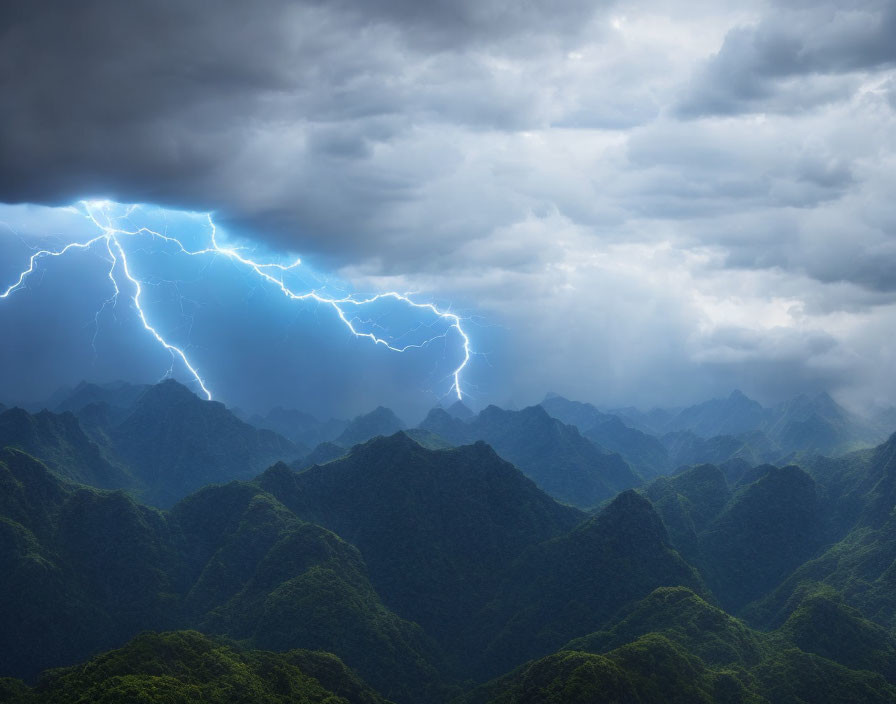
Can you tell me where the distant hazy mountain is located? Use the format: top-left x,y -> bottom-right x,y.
294,440 -> 348,468
546,390 -> 888,467
444,400 -> 475,420
541,395 -> 670,477
667,389 -> 766,438
420,404 -> 640,508
53,380 -> 149,415
874,406 -> 896,433
661,429 -> 759,468
335,406 -> 405,447
764,391 -> 882,455
582,417 -> 669,478
248,405 -> 348,448
670,389 -> 886,456
540,394 -> 615,430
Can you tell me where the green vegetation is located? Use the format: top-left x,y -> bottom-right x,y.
465,587 -> 896,704
0,631 -> 391,703
0,406 -> 133,489
0,447 -> 446,702
466,490 -> 706,679
4,384 -> 896,703
257,433 -> 582,655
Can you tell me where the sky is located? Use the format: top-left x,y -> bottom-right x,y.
1,0 -> 895,419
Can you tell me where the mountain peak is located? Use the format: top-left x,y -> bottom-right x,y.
446,400 -> 474,421
424,407 -> 452,422
335,407 -> 405,448
595,489 -> 668,541
141,378 -> 201,404
481,403 -> 552,424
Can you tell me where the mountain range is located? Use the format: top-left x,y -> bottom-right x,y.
3,380 -> 896,702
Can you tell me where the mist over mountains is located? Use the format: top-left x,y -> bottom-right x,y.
2,378 -> 896,702
9,378 -> 891,511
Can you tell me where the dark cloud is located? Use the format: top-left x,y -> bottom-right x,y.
0,0 -> 610,267
1,0 -> 896,412
676,0 -> 896,117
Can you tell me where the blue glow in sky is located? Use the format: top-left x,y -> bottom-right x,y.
0,202 -> 477,419
3,2 -> 896,415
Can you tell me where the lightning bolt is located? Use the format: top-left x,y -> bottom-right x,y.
1,201 -> 471,401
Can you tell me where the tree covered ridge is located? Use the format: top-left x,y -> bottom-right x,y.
1,382 -> 896,702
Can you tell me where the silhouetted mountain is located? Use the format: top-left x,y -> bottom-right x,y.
669,390 -> 766,438
544,389 -> 886,475
420,404 -> 640,508
779,591 -> 896,682
540,394 -> 615,431
747,433 -> 896,632
0,407 -> 132,489
249,405 -> 348,448
0,381 -> 305,508
765,392 -> 883,455
335,406 -> 405,447
584,416 -> 670,477
541,395 -> 670,476
6,387 -> 896,702
171,480 -> 448,703
874,406 -> 896,434
445,400 -> 475,420
468,490 -> 705,678
699,465 -> 820,612
418,406 -> 468,439
662,429 -> 759,468
403,427 -> 454,449
609,405 -> 680,435
462,635 -> 762,704
53,380 -> 148,415
111,379 -> 302,506
662,390 -> 886,457
7,631 -> 390,704
463,586 -> 896,704
598,390 -> 888,461
641,464 -> 732,564
256,432 -> 582,652
294,441 -> 347,469
567,586 -> 766,669
0,449 -> 184,682
0,450 -> 449,703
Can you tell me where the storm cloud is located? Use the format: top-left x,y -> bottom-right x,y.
1,0 -> 895,414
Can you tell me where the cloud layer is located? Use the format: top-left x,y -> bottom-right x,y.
1,0 -> 895,412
